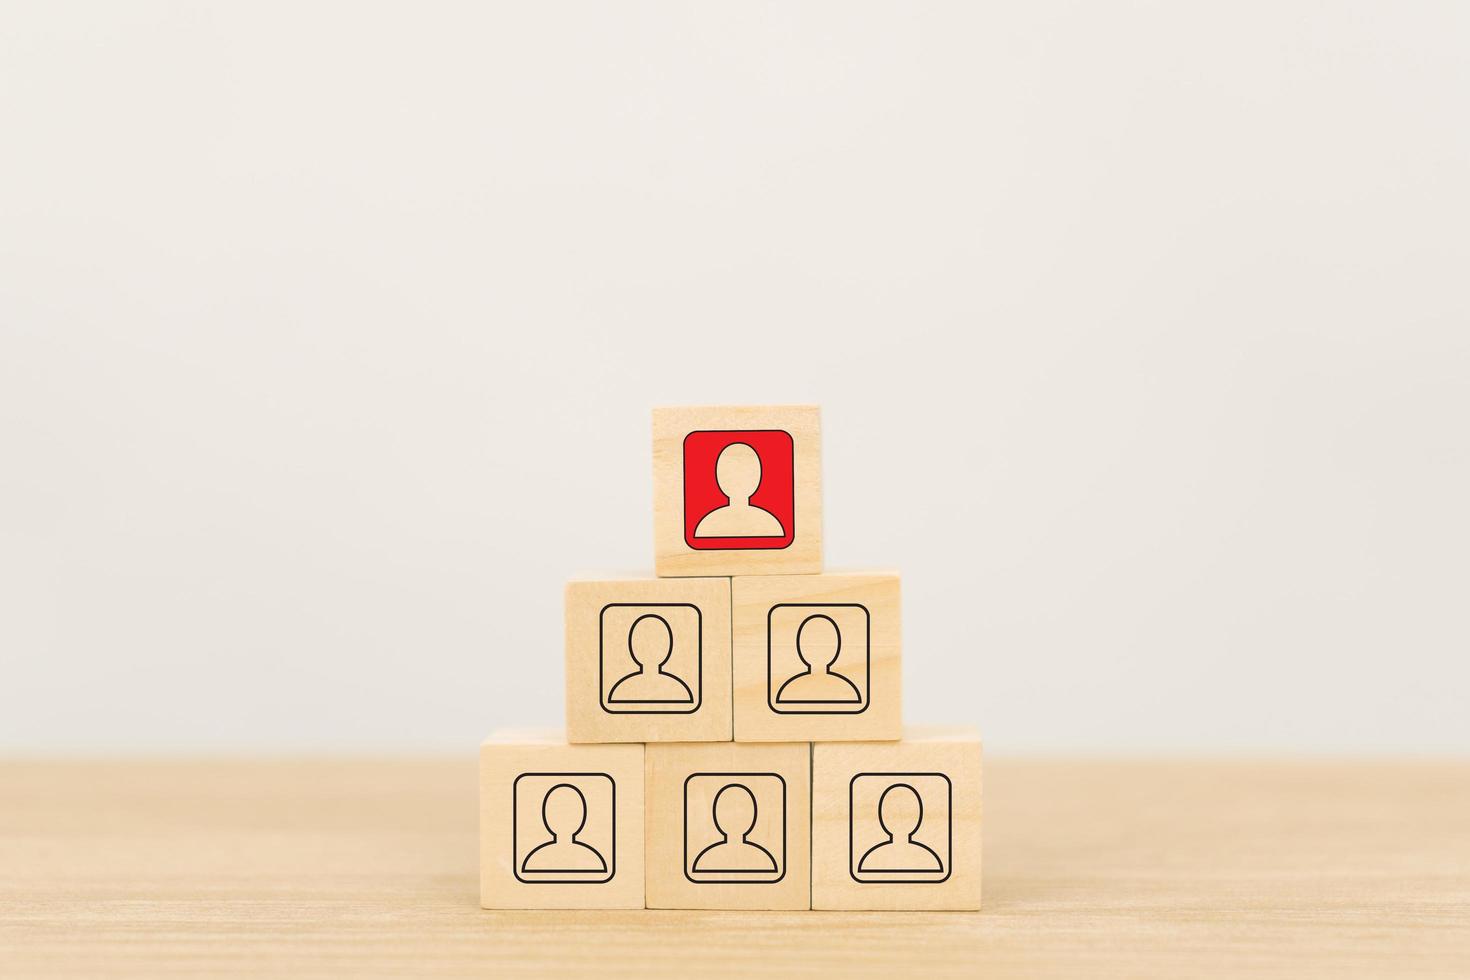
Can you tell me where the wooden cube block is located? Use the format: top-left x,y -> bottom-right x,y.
565,575 -> 731,743
652,405 -> 822,577
732,571 -> 901,742
479,730 -> 644,909
812,726 -> 982,910
644,741 -> 811,910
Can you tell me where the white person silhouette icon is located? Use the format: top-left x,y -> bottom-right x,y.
692,442 -> 785,539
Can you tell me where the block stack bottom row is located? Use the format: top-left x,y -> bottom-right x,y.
480,405 -> 981,911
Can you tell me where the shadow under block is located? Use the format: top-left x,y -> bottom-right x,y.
479,731 -> 644,909
732,571 -> 901,742
652,405 -> 822,578
565,575 -> 732,743
812,726 -> 982,910
645,741 -> 811,910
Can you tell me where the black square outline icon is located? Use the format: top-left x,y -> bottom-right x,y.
681,429 -> 796,551
682,771 -> 787,885
511,772 -> 616,885
766,603 -> 871,715
848,772 -> 953,884
598,603 -> 702,715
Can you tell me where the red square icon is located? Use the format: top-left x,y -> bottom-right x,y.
682,430 -> 795,550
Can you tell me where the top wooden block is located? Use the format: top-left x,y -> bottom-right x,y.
652,405 -> 823,577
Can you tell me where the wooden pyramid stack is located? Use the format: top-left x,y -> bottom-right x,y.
481,405 -> 981,910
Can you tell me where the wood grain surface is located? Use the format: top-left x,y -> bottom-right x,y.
2,757 -> 1467,977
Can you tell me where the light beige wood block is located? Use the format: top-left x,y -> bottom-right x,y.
732,571 -> 901,742
652,405 -> 822,577
812,726 -> 981,910
645,741 -> 811,910
479,730 -> 644,909
565,574 -> 732,744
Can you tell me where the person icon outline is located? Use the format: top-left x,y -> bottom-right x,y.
606,613 -> 695,705
520,782 -> 608,875
856,782 -> 944,874
774,613 -> 863,705
691,442 -> 786,539
691,782 -> 779,874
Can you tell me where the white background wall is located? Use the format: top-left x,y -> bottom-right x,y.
3,2 -> 1466,754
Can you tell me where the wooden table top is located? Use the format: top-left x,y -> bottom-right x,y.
2,757 -> 1466,977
